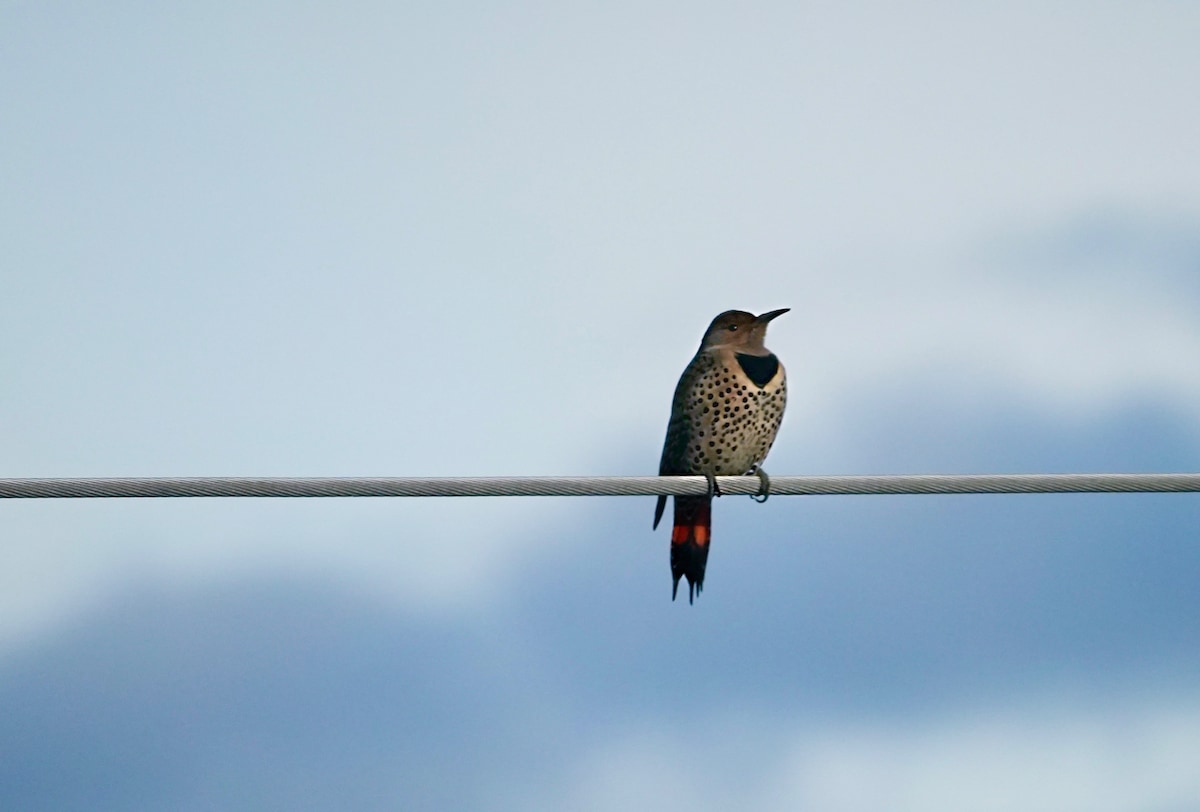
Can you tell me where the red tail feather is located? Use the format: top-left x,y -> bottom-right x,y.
670,496 -> 712,604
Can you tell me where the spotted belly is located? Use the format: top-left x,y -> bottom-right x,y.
682,369 -> 787,477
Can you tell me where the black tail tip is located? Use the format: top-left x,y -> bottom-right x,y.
672,575 -> 703,604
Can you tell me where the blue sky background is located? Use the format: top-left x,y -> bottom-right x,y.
3,2 -> 1200,809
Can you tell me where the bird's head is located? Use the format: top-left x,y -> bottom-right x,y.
700,308 -> 788,352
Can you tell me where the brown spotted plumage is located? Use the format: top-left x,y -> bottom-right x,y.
654,309 -> 789,603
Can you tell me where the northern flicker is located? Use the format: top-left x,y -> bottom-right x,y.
654,309 -> 789,603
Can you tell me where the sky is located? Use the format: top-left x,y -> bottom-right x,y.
2,1 -> 1200,809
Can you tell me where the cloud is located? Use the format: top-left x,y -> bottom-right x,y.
0,579 -> 557,812
784,214 -> 1200,445
781,701 -> 1200,812
4,228 -> 1199,652
4,0 -> 1200,733
4,574 -> 1198,812
551,695 -> 1200,812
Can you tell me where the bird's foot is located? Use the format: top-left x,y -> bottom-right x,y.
750,466 -> 770,503
704,472 -> 722,499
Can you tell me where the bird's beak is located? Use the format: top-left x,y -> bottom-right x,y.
755,308 -> 790,324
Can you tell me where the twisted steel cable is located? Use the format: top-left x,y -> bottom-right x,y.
0,473 -> 1198,499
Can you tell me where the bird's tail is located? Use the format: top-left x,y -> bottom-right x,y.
670,496 -> 712,604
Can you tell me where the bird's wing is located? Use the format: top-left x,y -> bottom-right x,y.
654,354 -> 703,529
657,355 -> 702,476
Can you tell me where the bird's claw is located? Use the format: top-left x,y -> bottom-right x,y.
750,467 -> 770,503
704,472 -> 722,499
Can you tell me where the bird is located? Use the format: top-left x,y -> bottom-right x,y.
654,308 -> 789,603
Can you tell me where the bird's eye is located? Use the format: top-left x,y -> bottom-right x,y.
727,324 -> 739,332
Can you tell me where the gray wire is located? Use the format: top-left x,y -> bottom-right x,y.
0,474 -> 1198,499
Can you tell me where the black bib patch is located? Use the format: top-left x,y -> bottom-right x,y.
736,353 -> 779,388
